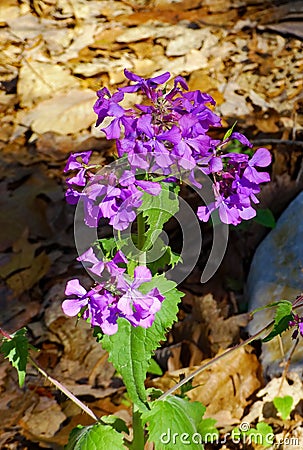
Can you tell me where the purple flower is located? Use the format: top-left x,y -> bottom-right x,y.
120,70 -> 170,100
243,148 -> 271,184
64,151 -> 92,187
62,278 -> 120,335
289,314 -> 303,340
116,266 -> 164,327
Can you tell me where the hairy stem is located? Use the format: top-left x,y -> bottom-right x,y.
129,406 -> 145,450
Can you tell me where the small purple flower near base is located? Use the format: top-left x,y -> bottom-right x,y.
289,314 -> 303,340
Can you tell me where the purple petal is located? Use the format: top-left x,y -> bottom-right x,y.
103,118 -> 121,139
66,168 -> 87,187
249,148 -> 271,167
77,247 -> 99,264
65,188 -> 81,205
149,72 -> 170,85
124,69 -> 142,82
136,180 -> 161,195
174,75 -> 188,90
243,166 -> 270,184
65,279 -> 87,297
197,203 -> 216,222
133,266 -> 152,288
230,132 -> 253,148
62,298 -> 88,316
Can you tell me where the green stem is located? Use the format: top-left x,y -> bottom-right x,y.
129,406 -> 145,450
158,318 -> 275,400
137,212 -> 145,251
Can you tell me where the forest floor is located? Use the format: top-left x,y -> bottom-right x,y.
0,0 -> 303,448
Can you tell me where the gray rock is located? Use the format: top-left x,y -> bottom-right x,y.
247,191 -> 303,378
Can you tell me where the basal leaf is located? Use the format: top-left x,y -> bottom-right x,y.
65,423 -> 125,450
273,395 -> 293,420
246,422 -> 274,447
142,396 -> 205,450
0,328 -> 31,387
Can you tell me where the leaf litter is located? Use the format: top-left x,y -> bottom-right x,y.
0,0 -> 303,448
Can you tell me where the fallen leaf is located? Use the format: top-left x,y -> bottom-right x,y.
18,59 -> 79,108
152,346 -> 262,426
22,89 -> 97,134
20,397 -> 66,439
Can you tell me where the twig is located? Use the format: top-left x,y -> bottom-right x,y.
29,356 -> 100,422
158,319 -> 274,400
251,139 -> 303,148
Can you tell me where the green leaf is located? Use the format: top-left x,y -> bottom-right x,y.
142,396 -> 205,450
197,418 -> 219,443
263,300 -> 293,342
101,415 -> 129,434
223,121 -> 237,141
65,423 -> 126,450
273,395 -> 293,420
254,208 -> 275,229
101,276 -> 183,411
146,239 -> 181,275
147,358 -> 163,376
246,422 -> 274,447
95,237 -> 117,258
138,182 -> 180,250
0,328 -> 32,387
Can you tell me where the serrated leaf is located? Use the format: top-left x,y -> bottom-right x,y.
96,237 -> 117,258
65,423 -> 125,450
273,395 -> 293,420
263,301 -> 293,342
101,276 -> 183,411
142,396 -> 205,450
138,182 -> 180,250
147,358 -> 163,376
0,328 -> 31,387
254,208 -> 275,228
146,239 -> 181,275
101,415 -> 129,434
102,319 -> 148,411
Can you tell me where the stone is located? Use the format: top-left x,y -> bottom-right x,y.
246,191 -> 303,378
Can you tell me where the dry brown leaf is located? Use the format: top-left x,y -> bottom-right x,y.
6,251 -> 50,295
0,229 -> 39,279
153,346 -> 262,426
18,60 -> 79,108
19,397 -> 66,440
0,0 -> 20,24
243,372 -> 303,425
22,89 -> 97,134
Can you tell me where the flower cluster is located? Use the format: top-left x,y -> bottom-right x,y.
63,69 -> 272,335
65,70 -> 271,229
62,249 -> 164,334
197,146 -> 271,225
